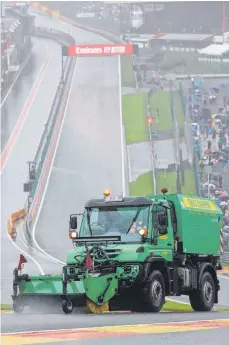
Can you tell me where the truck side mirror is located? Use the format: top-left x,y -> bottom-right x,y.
70,215 -> 77,229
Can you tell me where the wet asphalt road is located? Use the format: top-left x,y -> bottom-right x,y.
29,11 -> 123,272
18,329 -> 229,345
1,37 -> 62,303
1,38 -> 47,153
2,310 -> 229,333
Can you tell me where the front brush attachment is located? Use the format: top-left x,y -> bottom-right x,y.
12,268 -> 85,314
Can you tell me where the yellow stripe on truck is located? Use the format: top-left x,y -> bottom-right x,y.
182,197 -> 218,211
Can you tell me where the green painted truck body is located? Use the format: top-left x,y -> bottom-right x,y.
12,193 -> 223,313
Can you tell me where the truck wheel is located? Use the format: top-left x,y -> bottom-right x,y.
13,300 -> 24,314
189,271 -> 215,312
62,300 -> 73,314
146,270 -> 165,312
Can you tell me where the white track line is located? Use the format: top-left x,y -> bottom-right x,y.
3,318 -> 229,335
1,43 -> 52,174
219,275 -> 229,280
0,39 -> 38,108
7,233 -> 44,275
31,62 -> 77,267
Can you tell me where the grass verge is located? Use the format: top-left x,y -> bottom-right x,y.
129,172 -> 154,196
149,91 -> 184,132
163,299 -> 229,312
121,55 -> 136,87
1,304 -> 11,311
122,92 -> 148,145
155,169 -> 196,195
181,169 -> 196,195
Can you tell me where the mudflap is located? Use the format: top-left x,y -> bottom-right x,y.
83,273 -> 118,313
12,271 -> 86,312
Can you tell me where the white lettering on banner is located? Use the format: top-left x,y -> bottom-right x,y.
75,47 -> 103,55
75,46 -> 127,55
111,46 -> 125,53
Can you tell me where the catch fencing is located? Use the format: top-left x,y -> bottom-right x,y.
146,87 -> 157,194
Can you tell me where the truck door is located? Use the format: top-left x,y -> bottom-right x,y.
152,204 -> 174,253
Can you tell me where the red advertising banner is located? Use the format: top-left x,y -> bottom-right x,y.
67,44 -> 133,57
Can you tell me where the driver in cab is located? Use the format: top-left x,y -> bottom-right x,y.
99,207 -> 129,233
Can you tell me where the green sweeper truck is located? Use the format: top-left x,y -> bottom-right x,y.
12,189 -> 224,314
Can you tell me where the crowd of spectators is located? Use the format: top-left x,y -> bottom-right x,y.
188,78 -> 229,250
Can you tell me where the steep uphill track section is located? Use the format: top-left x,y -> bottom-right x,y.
0,38 -> 62,304
31,13 -> 123,265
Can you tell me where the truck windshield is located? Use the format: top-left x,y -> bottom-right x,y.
79,205 -> 150,242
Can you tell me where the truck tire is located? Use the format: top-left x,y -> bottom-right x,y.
145,270 -> 165,312
189,271 -> 215,312
62,300 -> 73,314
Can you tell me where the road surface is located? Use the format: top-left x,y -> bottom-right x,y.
0,38 -> 52,153
29,9 -> 123,266
1,37 -> 62,303
2,311 -> 229,344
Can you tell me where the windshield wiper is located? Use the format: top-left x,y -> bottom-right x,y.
126,206 -> 143,234
86,210 -> 93,236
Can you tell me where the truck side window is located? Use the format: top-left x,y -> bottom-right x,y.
168,201 -> 177,234
152,205 -> 168,235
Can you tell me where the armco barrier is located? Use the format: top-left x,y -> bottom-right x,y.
8,209 -> 26,240
23,27 -> 76,230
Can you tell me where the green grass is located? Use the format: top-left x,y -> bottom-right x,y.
1,304 -> 11,310
121,55 -> 136,87
155,169 -> 196,195
223,263 -> 229,268
162,300 -> 192,312
122,92 -> 148,145
181,169 -> 196,195
150,91 -> 172,131
149,91 -> 184,132
129,169 -> 196,198
129,172 -> 154,196
162,299 -> 229,312
156,171 -> 177,194
174,92 -> 185,128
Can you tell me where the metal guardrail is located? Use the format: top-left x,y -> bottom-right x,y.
24,27 -> 76,235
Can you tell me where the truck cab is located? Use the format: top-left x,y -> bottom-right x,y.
65,189 -> 222,314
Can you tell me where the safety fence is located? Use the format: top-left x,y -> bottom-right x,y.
146,87 -> 157,194
178,81 -> 201,196
23,27 -> 76,237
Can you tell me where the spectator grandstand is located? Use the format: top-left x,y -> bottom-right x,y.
1,2 -> 34,96
137,1 -> 229,35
